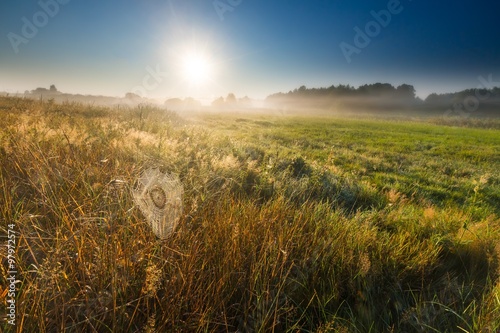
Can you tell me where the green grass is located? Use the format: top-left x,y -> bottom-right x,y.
1,96 -> 499,332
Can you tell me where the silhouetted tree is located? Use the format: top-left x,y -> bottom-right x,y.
49,84 -> 58,92
396,84 -> 416,100
425,93 -> 440,103
358,83 -> 396,97
32,87 -> 49,94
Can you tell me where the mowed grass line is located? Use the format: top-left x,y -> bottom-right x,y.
0,97 -> 499,332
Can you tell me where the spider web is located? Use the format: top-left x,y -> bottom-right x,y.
132,168 -> 184,239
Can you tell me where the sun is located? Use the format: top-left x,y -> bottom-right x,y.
181,53 -> 212,85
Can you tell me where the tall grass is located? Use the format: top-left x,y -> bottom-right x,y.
1,96 -> 499,332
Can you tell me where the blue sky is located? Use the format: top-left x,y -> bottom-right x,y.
1,0 -> 500,101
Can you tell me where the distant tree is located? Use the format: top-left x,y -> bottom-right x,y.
165,97 -> 201,111
424,92 -> 456,107
184,97 -> 201,109
361,83 -> 395,97
425,93 -> 439,103
396,84 -> 416,100
164,98 -> 183,106
266,82 -> 423,110
226,93 -> 237,104
49,84 -> 58,92
212,96 -> 225,107
125,92 -> 141,99
336,84 -> 354,95
239,96 -> 252,107
32,87 -> 49,94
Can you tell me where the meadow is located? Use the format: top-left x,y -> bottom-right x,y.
1,96 -> 499,332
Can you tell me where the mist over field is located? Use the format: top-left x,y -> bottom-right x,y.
4,80 -> 500,119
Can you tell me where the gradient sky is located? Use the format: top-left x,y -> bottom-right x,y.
1,0 -> 500,102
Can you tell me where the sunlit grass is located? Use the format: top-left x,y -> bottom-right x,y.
1,96 -> 499,332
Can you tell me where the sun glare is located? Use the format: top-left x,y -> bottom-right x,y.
181,53 -> 212,85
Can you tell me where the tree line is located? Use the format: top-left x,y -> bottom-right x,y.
266,83 -> 500,115
268,83 -> 416,101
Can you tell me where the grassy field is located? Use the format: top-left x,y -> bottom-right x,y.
1,96 -> 499,332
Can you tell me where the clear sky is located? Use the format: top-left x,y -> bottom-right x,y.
1,0 -> 500,101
